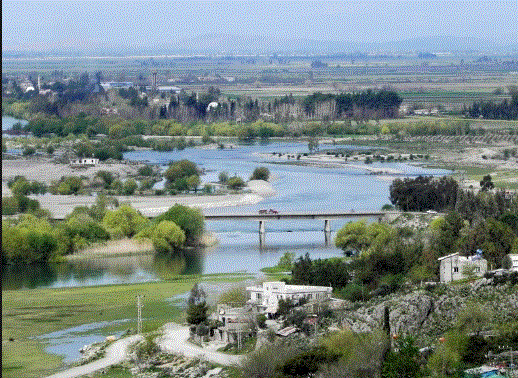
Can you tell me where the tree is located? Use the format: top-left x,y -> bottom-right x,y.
250,167 -> 270,181
480,174 -> 494,191
334,221 -> 369,255
218,171 -> 229,183
227,176 -> 245,190
186,174 -> 201,193
164,159 -> 199,189
186,283 -> 209,325
102,204 -> 149,238
151,220 -> 185,254
123,179 -> 137,195
381,337 -> 421,378
308,137 -> 319,153
154,204 -> 205,245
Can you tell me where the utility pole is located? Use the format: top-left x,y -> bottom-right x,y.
137,295 -> 144,335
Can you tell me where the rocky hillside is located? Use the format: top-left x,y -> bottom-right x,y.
339,279 -> 518,346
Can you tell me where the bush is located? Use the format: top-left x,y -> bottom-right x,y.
122,179 -> 137,195
151,220 -> 186,254
138,165 -> 153,176
250,167 -> 270,181
154,204 -> 205,245
227,176 -> 245,190
102,204 -> 149,238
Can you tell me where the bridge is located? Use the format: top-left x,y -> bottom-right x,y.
204,211 -> 386,234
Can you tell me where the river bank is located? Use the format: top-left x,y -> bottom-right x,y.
1,273 -> 254,378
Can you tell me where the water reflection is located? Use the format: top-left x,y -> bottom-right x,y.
1,250 -> 204,290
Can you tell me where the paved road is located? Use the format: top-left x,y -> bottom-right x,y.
46,335 -> 143,378
157,323 -> 243,366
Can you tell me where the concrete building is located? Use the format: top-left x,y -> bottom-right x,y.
438,252 -> 488,283
70,158 -> 99,166
213,304 -> 258,343
503,254 -> 518,272
247,281 -> 332,317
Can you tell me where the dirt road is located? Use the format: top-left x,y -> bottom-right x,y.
45,335 -> 142,378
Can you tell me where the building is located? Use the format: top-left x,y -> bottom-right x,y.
438,252 -> 488,283
100,82 -> 133,90
503,254 -> 518,272
247,281 -> 332,317
70,158 -> 99,167
212,304 -> 258,343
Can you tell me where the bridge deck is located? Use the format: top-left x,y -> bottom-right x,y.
204,212 -> 384,221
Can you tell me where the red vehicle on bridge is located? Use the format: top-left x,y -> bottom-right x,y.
268,209 -> 279,214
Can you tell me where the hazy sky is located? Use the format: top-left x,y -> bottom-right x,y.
2,0 -> 517,51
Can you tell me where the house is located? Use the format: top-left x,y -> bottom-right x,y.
438,252 -> 488,283
503,254 -> 518,272
247,281 -> 332,317
70,158 -> 99,167
212,304 -> 258,343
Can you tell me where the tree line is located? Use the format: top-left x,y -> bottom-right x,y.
2,198 -> 205,264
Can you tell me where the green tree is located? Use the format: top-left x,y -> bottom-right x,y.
186,283 -> 209,325
227,176 -> 245,190
186,174 -> 201,193
154,204 -> 205,245
250,167 -> 270,181
334,221 -> 369,255
102,204 -> 149,238
218,171 -> 229,183
381,337 -> 421,378
122,179 -> 138,195
480,174 -> 494,191
308,137 -> 319,153
151,220 -> 185,254
164,159 -> 199,188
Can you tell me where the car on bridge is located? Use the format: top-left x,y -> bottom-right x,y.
268,209 -> 279,214
258,209 -> 268,214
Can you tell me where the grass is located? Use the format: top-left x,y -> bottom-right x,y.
217,337 -> 257,355
1,273 -> 251,378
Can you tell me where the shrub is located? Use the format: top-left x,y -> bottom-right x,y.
151,220 -> 185,254
154,204 -> 205,245
227,176 -> 245,190
250,167 -> 270,181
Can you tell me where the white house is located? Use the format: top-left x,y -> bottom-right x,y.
70,158 -> 99,166
438,252 -> 488,283
504,254 -> 518,272
246,281 -> 332,317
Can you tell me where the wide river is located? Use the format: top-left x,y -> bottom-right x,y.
2,117 -> 449,290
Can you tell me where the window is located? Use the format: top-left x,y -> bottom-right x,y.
453,267 -> 459,273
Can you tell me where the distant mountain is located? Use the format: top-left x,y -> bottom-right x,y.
3,34 -> 516,57
163,34 -> 517,55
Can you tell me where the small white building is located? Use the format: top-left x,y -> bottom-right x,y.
438,252 -> 488,283
503,254 -> 518,272
247,281 -> 332,317
70,158 -> 99,166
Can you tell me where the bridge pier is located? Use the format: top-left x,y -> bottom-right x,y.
324,219 -> 331,233
259,220 -> 265,234
324,231 -> 331,246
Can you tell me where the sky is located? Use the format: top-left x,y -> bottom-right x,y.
2,0 -> 517,52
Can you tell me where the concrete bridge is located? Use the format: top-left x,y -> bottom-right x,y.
204,211 -> 386,234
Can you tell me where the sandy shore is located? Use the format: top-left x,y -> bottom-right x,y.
2,156 -> 277,217
66,238 -> 154,260
2,157 -> 143,187
255,151 -> 405,175
19,180 -> 275,219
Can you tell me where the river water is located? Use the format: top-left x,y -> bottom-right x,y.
2,117 -> 450,290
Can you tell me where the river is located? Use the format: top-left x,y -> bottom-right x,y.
2,117 -> 450,290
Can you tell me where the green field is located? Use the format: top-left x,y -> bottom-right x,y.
1,273 -> 252,378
